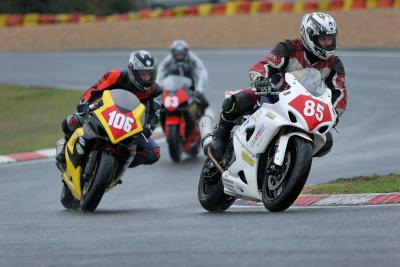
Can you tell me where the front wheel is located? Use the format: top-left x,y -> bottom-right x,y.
167,125 -> 183,163
80,151 -> 117,212
260,136 -> 313,212
198,158 -> 235,212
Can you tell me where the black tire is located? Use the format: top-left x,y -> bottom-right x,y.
167,125 -> 182,163
198,158 -> 235,212
80,151 -> 117,213
261,136 -> 313,212
60,183 -> 79,210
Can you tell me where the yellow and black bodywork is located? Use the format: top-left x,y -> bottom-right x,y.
62,89 -> 146,201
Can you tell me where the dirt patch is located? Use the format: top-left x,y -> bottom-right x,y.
0,9 -> 398,52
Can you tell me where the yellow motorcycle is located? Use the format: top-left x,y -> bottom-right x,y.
56,89 -> 146,212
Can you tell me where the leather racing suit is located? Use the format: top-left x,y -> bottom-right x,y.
213,38 -> 347,159
62,69 -> 163,167
157,51 -> 209,113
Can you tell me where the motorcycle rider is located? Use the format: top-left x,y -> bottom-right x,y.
157,39 -> 209,116
56,50 -> 162,168
210,12 -> 348,160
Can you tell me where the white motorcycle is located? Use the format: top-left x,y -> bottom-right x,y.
198,68 -> 338,212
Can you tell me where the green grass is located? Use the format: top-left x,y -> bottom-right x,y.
303,173 -> 400,194
0,84 -> 83,154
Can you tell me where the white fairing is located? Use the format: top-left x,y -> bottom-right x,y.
221,68 -> 337,200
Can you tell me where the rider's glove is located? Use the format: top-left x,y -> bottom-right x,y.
77,100 -> 90,114
253,76 -> 271,93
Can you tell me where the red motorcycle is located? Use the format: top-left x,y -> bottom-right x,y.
159,75 -> 201,162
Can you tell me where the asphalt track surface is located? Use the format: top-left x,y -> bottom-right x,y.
0,49 -> 399,266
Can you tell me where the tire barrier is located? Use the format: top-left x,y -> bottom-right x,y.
0,0 -> 398,28
0,8 -> 398,52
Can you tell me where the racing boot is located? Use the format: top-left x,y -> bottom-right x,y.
210,122 -> 233,161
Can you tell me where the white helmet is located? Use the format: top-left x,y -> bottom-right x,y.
300,12 -> 337,60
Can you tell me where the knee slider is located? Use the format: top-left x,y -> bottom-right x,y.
223,91 -> 256,116
234,92 -> 256,114
221,96 -> 235,113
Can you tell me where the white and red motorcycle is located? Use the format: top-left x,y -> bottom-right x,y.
198,68 -> 338,212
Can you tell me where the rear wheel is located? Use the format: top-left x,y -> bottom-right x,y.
80,151 -> 117,212
198,158 -> 235,212
260,136 -> 313,212
60,183 -> 79,210
167,125 -> 183,163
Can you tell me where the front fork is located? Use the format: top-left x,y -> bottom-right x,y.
273,132 -> 312,166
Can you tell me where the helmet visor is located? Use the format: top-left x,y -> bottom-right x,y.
314,34 -> 336,52
172,49 -> 187,61
136,69 -> 156,87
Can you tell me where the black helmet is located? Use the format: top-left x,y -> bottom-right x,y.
170,40 -> 189,62
128,50 -> 157,91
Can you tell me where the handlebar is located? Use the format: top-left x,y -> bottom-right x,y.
250,87 -> 281,96
88,103 -> 99,111
255,91 -> 281,96
77,102 -> 100,116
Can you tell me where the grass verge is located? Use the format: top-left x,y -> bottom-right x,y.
303,173 -> 400,194
0,84 -> 82,154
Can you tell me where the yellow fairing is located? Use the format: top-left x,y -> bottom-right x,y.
63,127 -> 84,200
94,90 -> 146,144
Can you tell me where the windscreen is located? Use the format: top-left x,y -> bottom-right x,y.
158,75 -> 192,92
109,89 -> 140,111
290,68 -> 326,97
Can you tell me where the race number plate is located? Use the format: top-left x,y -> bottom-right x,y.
288,95 -> 332,131
101,106 -> 137,140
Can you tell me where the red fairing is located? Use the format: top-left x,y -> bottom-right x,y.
289,95 -> 332,131
161,88 -> 190,112
164,115 -> 186,138
101,105 -> 137,140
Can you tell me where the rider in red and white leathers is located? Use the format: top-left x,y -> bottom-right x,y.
210,12 -> 348,160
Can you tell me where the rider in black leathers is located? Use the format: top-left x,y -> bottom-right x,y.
56,50 -> 162,168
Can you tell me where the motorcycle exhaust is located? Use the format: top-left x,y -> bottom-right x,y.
199,115 -> 214,155
199,115 -> 225,173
